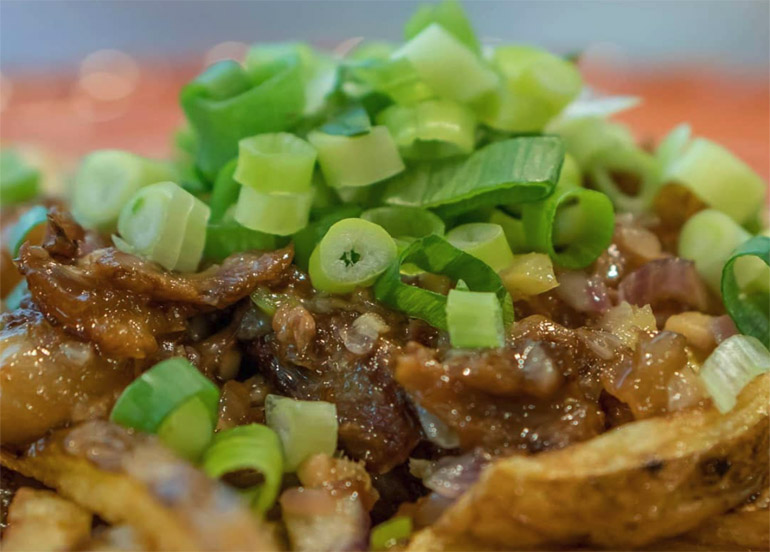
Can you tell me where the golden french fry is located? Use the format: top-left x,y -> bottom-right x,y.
408,373 -> 769,550
0,421 -> 278,552
2,487 -> 92,552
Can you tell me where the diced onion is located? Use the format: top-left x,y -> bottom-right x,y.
499,252 -> 558,298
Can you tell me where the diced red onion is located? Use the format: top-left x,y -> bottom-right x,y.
415,405 -> 460,450
343,313 -> 389,355
618,258 -> 710,319
555,271 -> 611,313
419,451 -> 489,499
710,315 -> 738,344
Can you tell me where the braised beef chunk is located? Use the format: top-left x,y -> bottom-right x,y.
394,316 -> 622,456
247,273 -> 422,473
17,213 -> 293,358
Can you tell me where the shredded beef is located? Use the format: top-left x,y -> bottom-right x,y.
17,212 -> 292,358
247,271 -> 422,474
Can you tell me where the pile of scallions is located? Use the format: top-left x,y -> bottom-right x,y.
2,0 -> 768,528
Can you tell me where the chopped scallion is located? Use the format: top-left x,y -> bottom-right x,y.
202,424 -> 284,514
394,23 -> 498,103
370,517 -> 413,551
699,335 -> 770,413
110,357 -> 220,458
377,99 -> 476,159
234,186 -> 313,236
308,126 -> 405,189
521,185 -> 614,269
7,205 -> 48,257
234,133 -> 317,194
721,236 -> 770,348
73,150 -> 176,233
446,222 -> 514,272
665,138 -> 765,224
0,149 -> 40,205
446,288 -> 505,348
309,218 -> 397,294
360,206 -> 445,241
116,181 -> 210,272
265,395 -> 338,472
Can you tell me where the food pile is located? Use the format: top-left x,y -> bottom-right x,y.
1,1 -> 768,550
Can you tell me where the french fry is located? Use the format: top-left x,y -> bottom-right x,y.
407,373 -> 769,550
0,421 -> 278,552
2,488 -> 92,552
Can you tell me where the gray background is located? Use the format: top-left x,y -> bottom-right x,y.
1,0 -> 769,72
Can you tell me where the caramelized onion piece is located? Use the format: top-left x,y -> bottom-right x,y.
618,258 -> 711,325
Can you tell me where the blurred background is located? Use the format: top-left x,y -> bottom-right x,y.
1,0 -> 768,178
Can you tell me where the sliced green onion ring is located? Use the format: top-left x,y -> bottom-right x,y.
370,517 -> 414,551
73,150 -> 176,233
202,424 -> 284,514
234,133 -> 317,194
721,236 -> 770,348
156,396 -> 215,461
234,186 -> 313,236
377,100 -> 476,159
488,209 -> 528,253
344,57 -> 434,106
476,45 -> 582,132
373,234 -> 512,330
110,357 -> 220,436
522,185 -> 614,269
394,23 -> 498,103
8,205 -> 48,257
116,181 -> 210,272
665,138 -> 765,224
403,0 -> 480,53
446,288 -> 505,348
0,149 -> 40,205
678,209 -> 764,294
309,218 -> 397,294
699,335 -> 770,413
292,205 -> 363,271
265,395 -> 338,472
446,223 -> 514,272
4,280 -> 29,311
360,206 -> 445,241
209,158 -> 240,222
308,126 -> 405,189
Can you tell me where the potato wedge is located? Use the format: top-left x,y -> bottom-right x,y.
2,488 -> 92,552
0,421 -> 278,552
407,373 -> 769,550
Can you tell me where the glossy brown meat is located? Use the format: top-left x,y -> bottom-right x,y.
394,316 -> 615,456
0,307 -> 135,445
249,275 -> 422,474
17,214 -> 293,358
